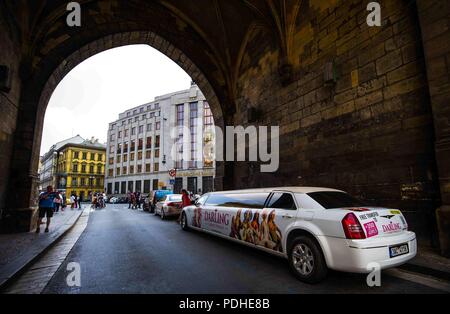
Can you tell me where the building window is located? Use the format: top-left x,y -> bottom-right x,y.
204,102 -> 213,126
146,137 -> 152,149
138,151 -> 143,160
90,165 -> 94,173
80,178 -> 86,187
130,152 -> 135,161
124,143 -> 128,153
73,164 -> 78,173
130,140 -> 135,151
137,164 -> 142,173
145,150 -> 151,159
155,149 -> 160,158
72,178 -> 77,187
116,155 -> 121,163
123,154 -> 128,162
189,102 -> 198,168
73,151 -> 79,159
122,166 -> 127,175
134,117 -> 139,122
124,129 -> 129,137
108,169 -> 113,177
203,102 -> 214,168
82,152 -> 87,160
117,143 -> 122,154
129,165 -> 134,174
118,131 -> 122,139
81,164 -> 86,173
154,163 -> 159,172
139,125 -> 144,134
155,121 -> 161,130
145,163 -> 151,173
109,157 -> 114,165
131,128 -> 136,136
138,139 -> 143,150
176,104 -> 185,169
155,135 -> 160,148
147,124 -> 152,132
116,167 -> 121,176
97,154 -> 103,161
90,153 -> 95,161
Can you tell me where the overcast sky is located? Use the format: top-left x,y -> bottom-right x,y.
40,44 -> 192,155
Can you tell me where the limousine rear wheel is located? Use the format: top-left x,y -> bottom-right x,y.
180,212 -> 189,231
288,236 -> 327,284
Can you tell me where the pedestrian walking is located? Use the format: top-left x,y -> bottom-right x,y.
178,189 -> 192,223
136,191 -> 141,209
78,196 -> 82,210
36,186 -> 58,233
54,193 -> 62,213
127,191 -> 133,209
70,194 -> 75,209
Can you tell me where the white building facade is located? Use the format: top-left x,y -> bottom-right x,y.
105,84 -> 215,196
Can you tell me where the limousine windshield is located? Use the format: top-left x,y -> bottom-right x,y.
307,191 -> 367,209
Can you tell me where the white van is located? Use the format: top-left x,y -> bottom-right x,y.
179,187 -> 417,283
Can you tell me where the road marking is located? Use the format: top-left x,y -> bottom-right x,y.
3,209 -> 91,294
385,268 -> 450,293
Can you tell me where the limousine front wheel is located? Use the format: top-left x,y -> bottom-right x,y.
288,236 -> 327,284
180,212 -> 189,231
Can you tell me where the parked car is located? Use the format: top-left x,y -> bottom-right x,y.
155,194 -> 183,219
150,190 -> 173,213
180,187 -> 417,283
117,197 -> 128,204
108,197 -> 118,204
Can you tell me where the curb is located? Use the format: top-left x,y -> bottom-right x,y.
399,263 -> 450,282
0,208 -> 86,292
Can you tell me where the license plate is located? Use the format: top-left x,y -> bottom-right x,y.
389,243 -> 409,258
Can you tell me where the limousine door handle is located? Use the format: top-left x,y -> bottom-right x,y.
282,214 -> 295,219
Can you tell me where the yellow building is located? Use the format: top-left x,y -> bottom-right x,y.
55,138 -> 106,202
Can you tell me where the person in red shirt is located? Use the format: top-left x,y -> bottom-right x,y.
179,189 -> 192,223
181,189 -> 192,208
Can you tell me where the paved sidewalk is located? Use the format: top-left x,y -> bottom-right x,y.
0,207 -> 85,289
401,245 -> 450,281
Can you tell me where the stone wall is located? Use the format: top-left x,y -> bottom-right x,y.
0,8 -> 21,217
234,0 -> 440,244
416,0 -> 450,255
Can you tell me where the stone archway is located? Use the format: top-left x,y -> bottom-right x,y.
5,31 -> 228,232
1,0 -> 450,255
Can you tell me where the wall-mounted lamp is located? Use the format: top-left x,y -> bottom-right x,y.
0,65 -> 12,93
324,61 -> 338,85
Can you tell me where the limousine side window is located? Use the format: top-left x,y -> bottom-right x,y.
267,193 -> 297,210
196,194 -> 209,206
204,193 -> 270,209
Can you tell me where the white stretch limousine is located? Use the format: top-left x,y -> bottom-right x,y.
180,187 -> 417,283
